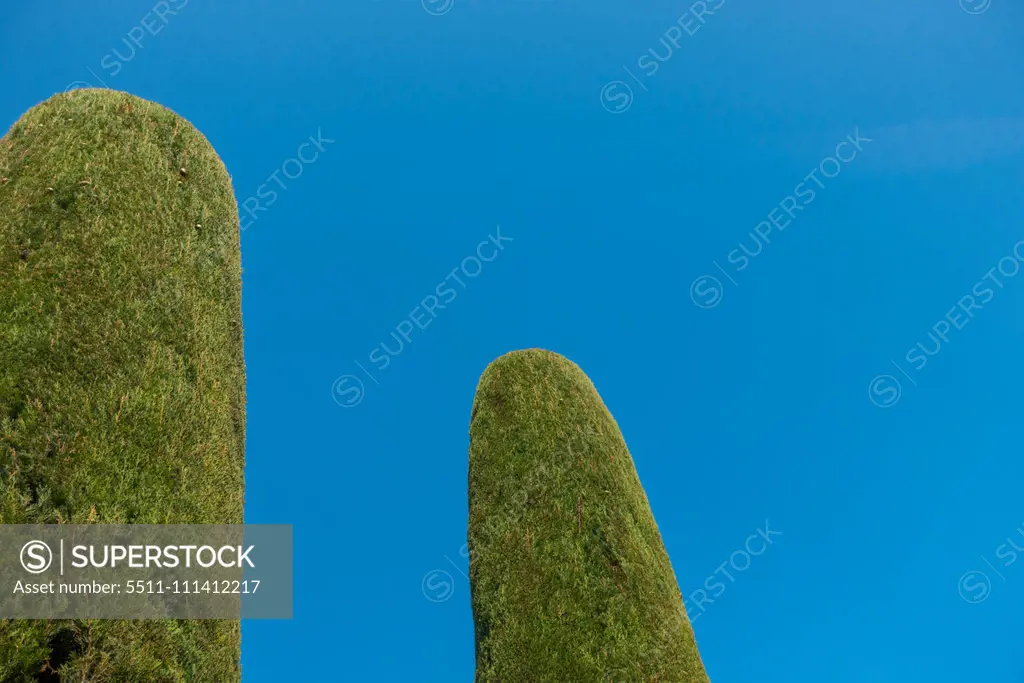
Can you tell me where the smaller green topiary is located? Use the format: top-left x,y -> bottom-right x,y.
468,349 -> 709,682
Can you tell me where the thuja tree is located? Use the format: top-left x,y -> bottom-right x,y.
468,349 -> 709,682
0,90 -> 245,681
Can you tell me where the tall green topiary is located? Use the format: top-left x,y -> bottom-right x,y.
0,90 -> 245,681
468,349 -> 709,682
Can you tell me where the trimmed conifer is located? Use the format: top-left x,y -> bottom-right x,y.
0,89 -> 245,681
468,349 -> 708,682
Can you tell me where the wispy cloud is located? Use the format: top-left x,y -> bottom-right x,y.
858,118 -> 1024,172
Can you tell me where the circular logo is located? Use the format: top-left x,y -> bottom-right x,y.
331,374 -> 365,408
600,81 -> 634,114
689,275 -> 723,309
868,374 -> 901,408
421,569 -> 454,602
20,540 -> 53,574
960,0 -> 991,14
422,0 -> 454,15
958,570 -> 991,603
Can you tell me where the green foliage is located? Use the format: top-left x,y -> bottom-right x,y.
468,349 -> 709,682
0,90 -> 245,681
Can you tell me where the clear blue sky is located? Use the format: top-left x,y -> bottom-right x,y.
3,1 -> 1024,680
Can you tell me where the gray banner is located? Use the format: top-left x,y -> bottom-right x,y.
0,525 -> 291,619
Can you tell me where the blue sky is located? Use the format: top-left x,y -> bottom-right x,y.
3,0 -> 1024,680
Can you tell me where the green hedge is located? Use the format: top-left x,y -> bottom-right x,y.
468,349 -> 708,682
0,90 -> 245,681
